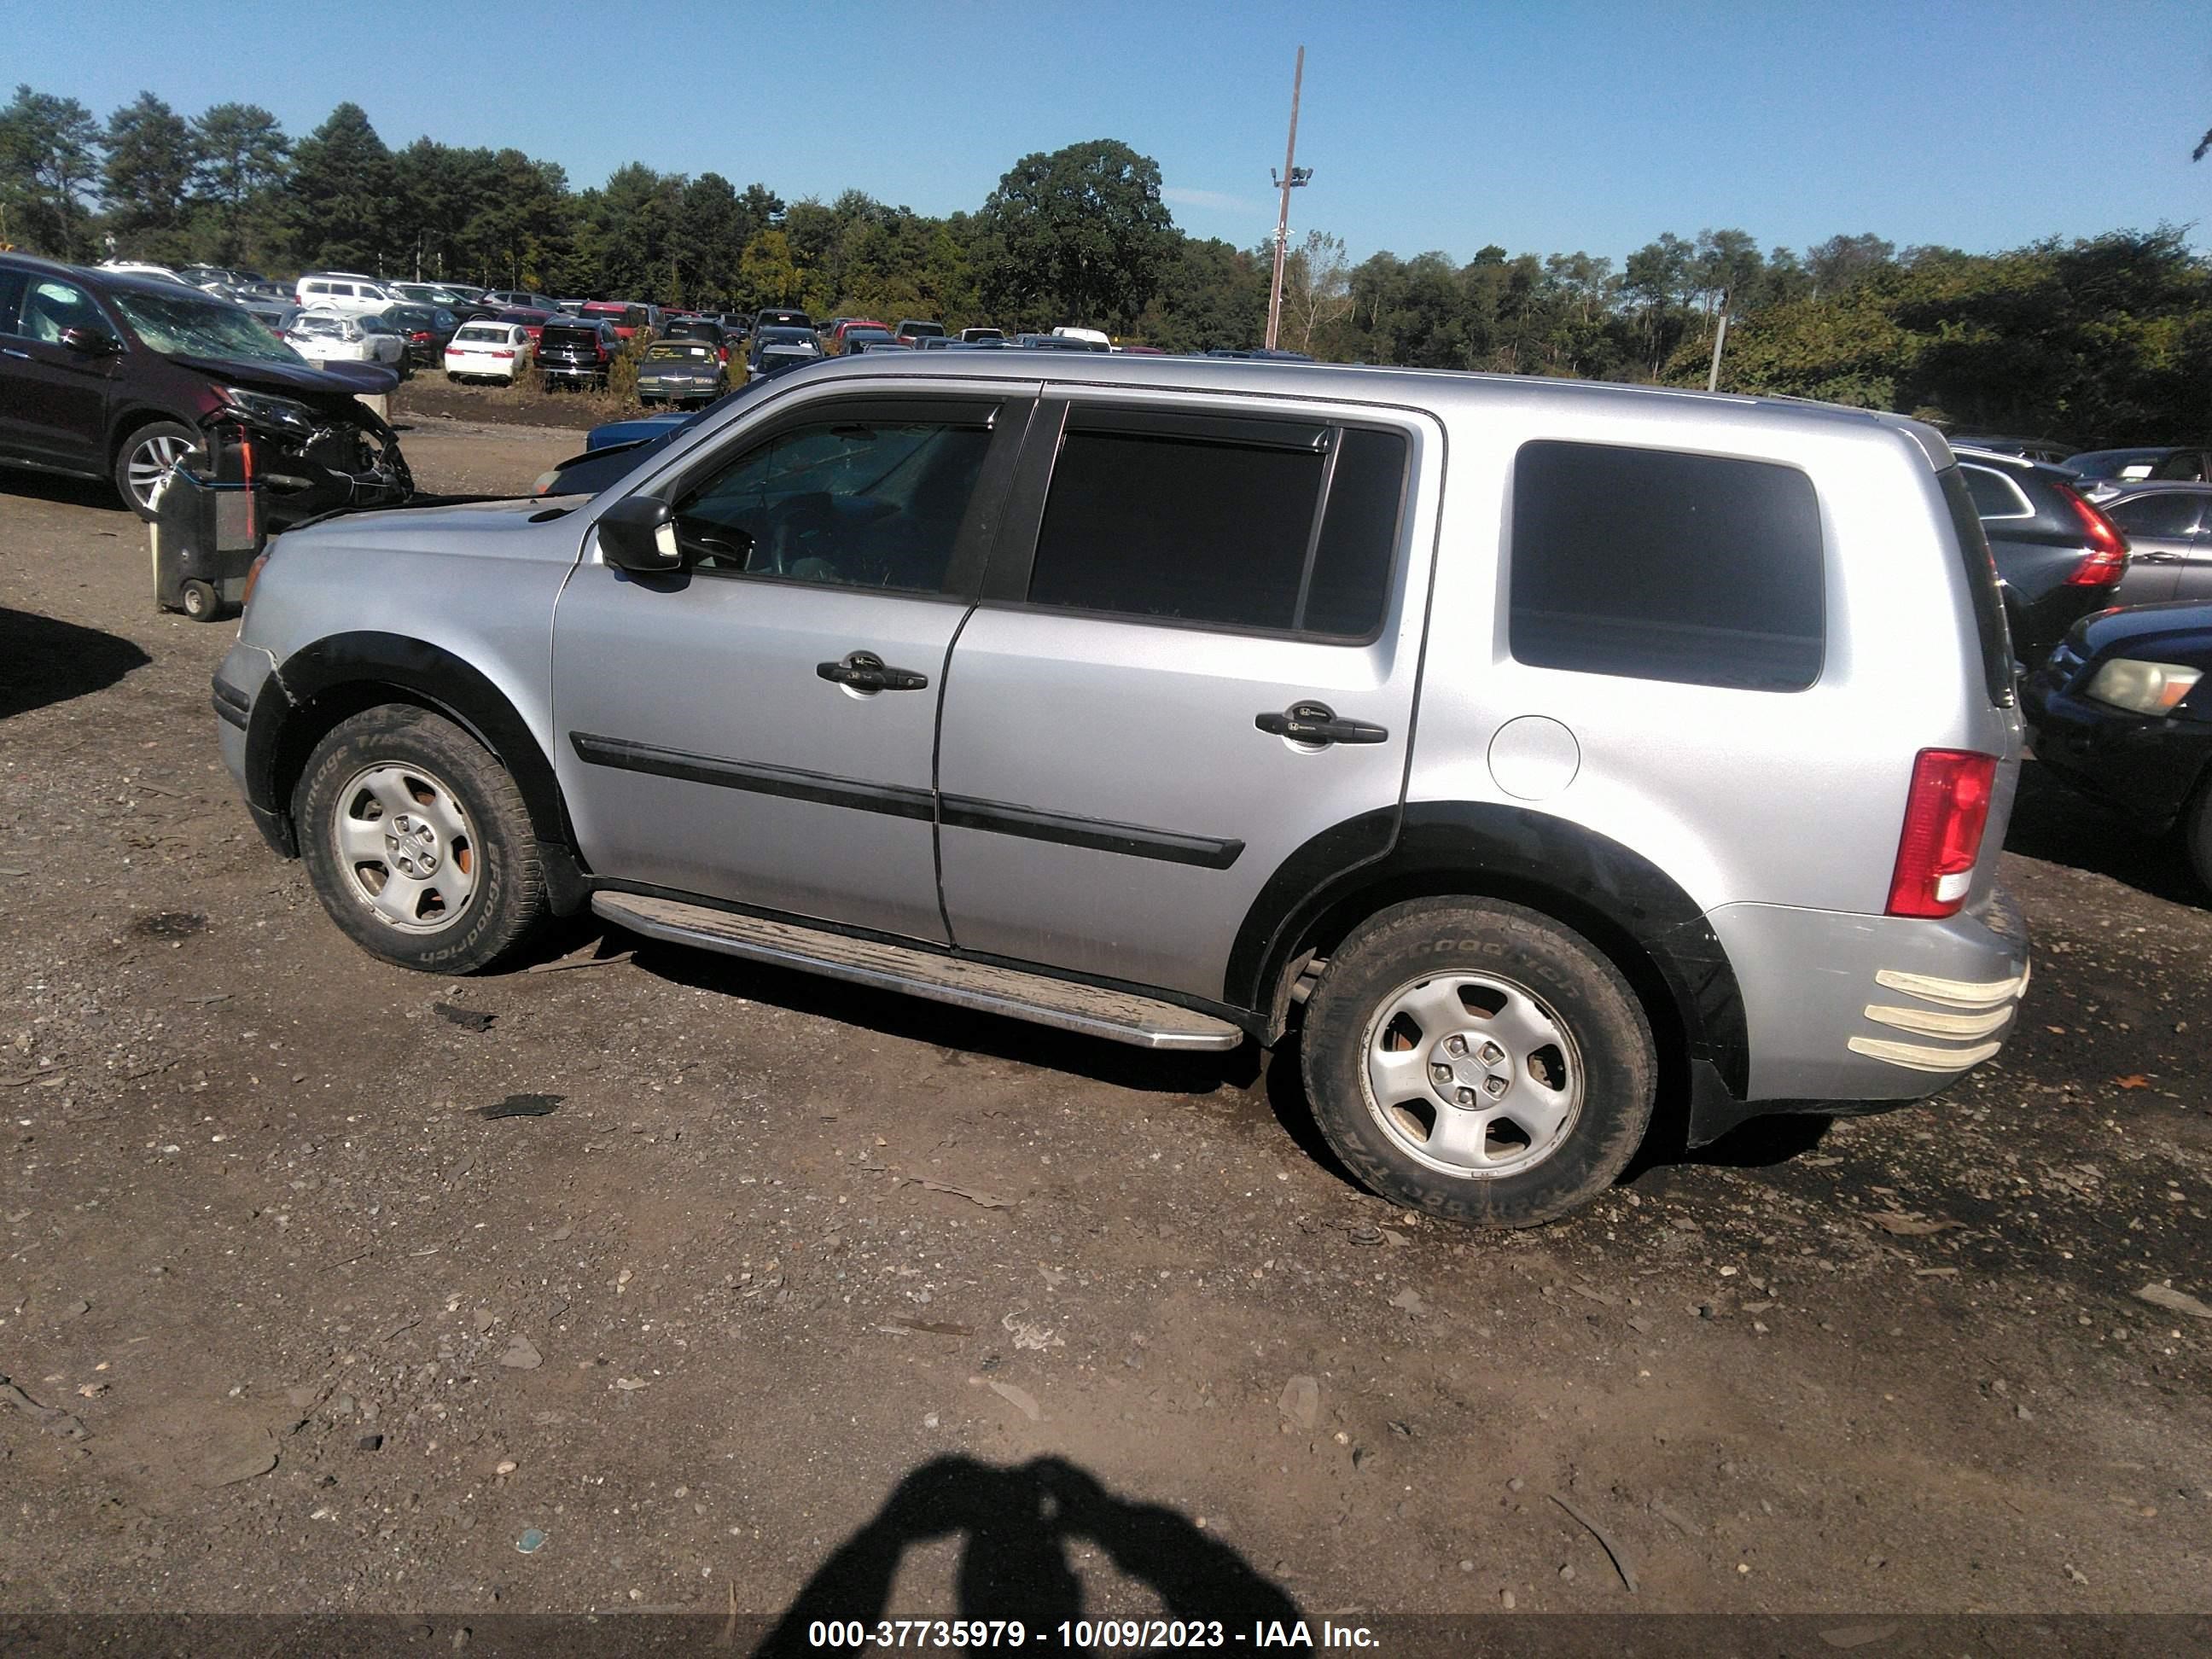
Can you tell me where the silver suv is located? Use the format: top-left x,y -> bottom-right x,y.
214,356 -> 2030,1226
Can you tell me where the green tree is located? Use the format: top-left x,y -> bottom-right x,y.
287,102 -> 396,271
673,172 -> 745,308
189,102 -> 288,266
975,138 -> 1174,333
735,227 -> 804,311
102,92 -> 197,259
0,84 -> 102,257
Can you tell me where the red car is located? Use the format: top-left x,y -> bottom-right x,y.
494,308 -> 557,348
829,318 -> 888,351
580,301 -> 660,342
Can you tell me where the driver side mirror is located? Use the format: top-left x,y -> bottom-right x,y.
597,495 -> 685,573
58,325 -> 118,356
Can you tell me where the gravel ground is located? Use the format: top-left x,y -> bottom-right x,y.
1,421 -> 2208,1627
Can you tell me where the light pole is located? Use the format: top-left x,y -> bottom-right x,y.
1263,46 -> 1310,352
1705,289 -> 1730,393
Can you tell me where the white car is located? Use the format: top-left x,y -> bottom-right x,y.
286,308 -> 407,370
294,272 -> 405,315
444,321 -> 533,384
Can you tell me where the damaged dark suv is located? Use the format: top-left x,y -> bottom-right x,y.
0,253 -> 411,524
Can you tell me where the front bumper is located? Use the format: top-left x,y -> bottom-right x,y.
1704,887 -> 2031,1109
212,642 -> 288,853
2023,665 -> 2211,831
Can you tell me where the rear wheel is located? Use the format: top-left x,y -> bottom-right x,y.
295,706 -> 545,974
1299,899 -> 1656,1227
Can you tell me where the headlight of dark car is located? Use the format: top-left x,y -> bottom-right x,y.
219,387 -> 319,438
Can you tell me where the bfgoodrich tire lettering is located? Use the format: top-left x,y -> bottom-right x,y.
295,706 -> 545,975
1299,899 -> 1656,1227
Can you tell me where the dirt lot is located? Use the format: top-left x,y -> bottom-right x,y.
2,417 -> 2209,1633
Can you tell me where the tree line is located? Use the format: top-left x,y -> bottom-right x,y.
4,83 -> 2208,443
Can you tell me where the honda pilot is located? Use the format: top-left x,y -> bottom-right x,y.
213,356 -> 2030,1226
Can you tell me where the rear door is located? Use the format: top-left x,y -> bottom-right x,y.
2104,491 -> 2205,604
550,387 -> 1032,943
934,394 -> 1437,1002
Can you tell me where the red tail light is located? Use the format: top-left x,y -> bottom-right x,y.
1886,748 -> 1998,918
2063,492 -> 2128,586
489,348 -> 515,359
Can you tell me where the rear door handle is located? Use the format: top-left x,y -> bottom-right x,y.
1255,701 -> 1388,746
817,650 -> 929,693
1,348 -> 28,360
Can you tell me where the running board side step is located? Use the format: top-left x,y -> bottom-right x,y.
591,893 -> 1247,1052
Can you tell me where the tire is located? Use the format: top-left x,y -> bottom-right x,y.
2186,777 -> 2212,897
180,579 -> 219,621
114,420 -> 201,521
1298,899 -> 1656,1227
294,706 -> 546,975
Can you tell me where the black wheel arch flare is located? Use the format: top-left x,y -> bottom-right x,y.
1227,800 -> 1752,1131
244,631 -> 588,909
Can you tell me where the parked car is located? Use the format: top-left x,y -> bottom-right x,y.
286,309 -> 409,373
828,319 -> 889,352
580,300 -> 659,342
493,308 -> 557,348
835,327 -> 895,355
0,252 -> 407,522
482,288 -> 562,315
385,303 -> 458,367
847,340 -> 912,356
1206,347 -> 1315,362
2023,601 -> 2212,890
2061,446 -> 2212,502
752,307 -> 812,334
538,318 -> 620,390
242,280 -> 296,306
1051,325 -> 1112,348
747,325 -> 823,378
214,354 -> 2029,1228
2100,485 -> 2212,604
1013,333 -> 1107,352
894,319 -> 947,346
294,272 -> 405,315
443,320 -> 533,384
1951,435 -> 2073,466
1953,446 -> 2129,670
634,338 -> 730,407
96,260 -> 191,286
393,282 -> 491,319
958,327 -> 1004,343
660,317 -> 731,362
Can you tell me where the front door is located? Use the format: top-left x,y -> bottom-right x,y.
935,397 -> 1439,1001
551,390 -> 1028,943
0,268 -> 116,473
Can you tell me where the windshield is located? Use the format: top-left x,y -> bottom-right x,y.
647,342 -> 713,361
108,288 -> 303,364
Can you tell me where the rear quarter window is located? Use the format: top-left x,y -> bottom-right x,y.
1509,439 -> 1824,692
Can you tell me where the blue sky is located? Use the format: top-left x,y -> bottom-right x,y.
23,0 -> 2212,268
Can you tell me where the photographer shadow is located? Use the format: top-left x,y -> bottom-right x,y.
757,1455 -> 1307,1656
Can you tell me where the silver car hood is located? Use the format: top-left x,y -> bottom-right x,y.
275,495 -> 581,562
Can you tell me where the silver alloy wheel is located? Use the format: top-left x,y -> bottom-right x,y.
1359,971 -> 1584,1179
125,432 -> 195,511
330,762 -> 480,934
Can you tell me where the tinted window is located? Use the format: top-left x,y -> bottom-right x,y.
0,267 -> 29,335
19,277 -> 104,344
2153,452 -> 2208,482
1961,463 -> 2031,519
1510,440 -> 1824,692
670,415 -> 992,593
1027,415 -> 1403,637
2107,492 -> 2205,538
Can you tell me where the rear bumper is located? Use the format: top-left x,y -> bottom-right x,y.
1704,888 -> 2030,1108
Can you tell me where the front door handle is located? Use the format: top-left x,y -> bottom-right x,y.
1255,701 -> 1389,746
2131,549 -> 2185,565
817,650 -> 929,693
1,347 -> 28,360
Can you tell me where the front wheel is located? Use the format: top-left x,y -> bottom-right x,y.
2186,777 -> 2212,897
114,420 -> 201,521
1299,899 -> 1656,1227
294,706 -> 546,974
